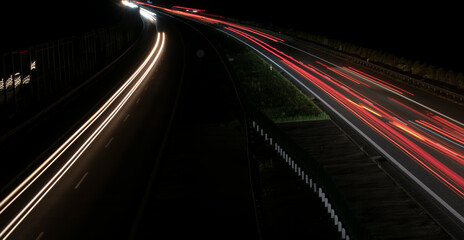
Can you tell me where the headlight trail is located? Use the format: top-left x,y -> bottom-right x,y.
0,26 -> 165,239
0,30 -> 161,216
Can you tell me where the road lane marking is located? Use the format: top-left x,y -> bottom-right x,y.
0,30 -> 163,216
281,41 -> 464,128
105,137 -> 114,149
0,32 -> 166,240
35,232 -> 44,240
74,172 -> 89,190
136,97 -> 141,104
220,29 -> 464,224
124,114 -> 130,122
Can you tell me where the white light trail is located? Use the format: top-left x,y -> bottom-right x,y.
140,7 -> 156,17
122,0 -> 138,8
0,29 -> 157,215
0,31 -> 166,239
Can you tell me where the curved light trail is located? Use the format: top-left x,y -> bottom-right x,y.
0,9 -> 165,238
147,4 -> 464,226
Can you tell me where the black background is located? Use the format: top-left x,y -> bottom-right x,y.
2,0 -> 463,72
169,0 -> 464,72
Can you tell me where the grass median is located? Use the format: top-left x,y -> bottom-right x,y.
211,29 -> 328,123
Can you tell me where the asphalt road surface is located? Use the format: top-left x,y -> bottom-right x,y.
0,7 -> 214,240
2,3 -> 464,239
0,11 -> 171,239
1,6 -> 260,239
145,4 -> 464,238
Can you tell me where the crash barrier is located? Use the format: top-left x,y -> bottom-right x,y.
246,104 -> 372,240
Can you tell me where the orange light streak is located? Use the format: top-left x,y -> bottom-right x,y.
282,57 -> 464,199
345,66 -> 415,96
416,120 -> 464,147
315,61 -> 370,87
143,0 -> 464,200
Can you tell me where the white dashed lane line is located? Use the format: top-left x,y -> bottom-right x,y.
74,172 -> 89,190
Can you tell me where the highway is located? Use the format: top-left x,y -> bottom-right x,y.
0,5 -> 260,239
1,3 -> 463,239
0,9 -> 170,239
144,4 -> 464,237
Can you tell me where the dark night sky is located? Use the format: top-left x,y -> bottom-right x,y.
2,0 -> 463,72
1,0 -> 124,53
164,0 -> 464,72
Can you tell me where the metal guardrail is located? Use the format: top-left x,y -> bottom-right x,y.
207,20 -> 372,238
245,103 -> 372,240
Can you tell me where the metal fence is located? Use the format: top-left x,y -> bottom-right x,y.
245,103 -> 372,240
0,13 -> 141,122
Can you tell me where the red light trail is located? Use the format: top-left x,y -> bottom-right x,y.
217,14 -> 464,200
139,1 -> 464,217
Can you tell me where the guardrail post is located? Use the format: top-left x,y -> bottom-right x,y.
246,116 -> 365,239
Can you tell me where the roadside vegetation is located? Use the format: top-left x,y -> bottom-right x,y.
310,33 -> 464,89
240,22 -> 464,91
210,30 -> 328,122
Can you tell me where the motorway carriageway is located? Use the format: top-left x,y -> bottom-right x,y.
138,3 -> 464,235
0,8 -> 167,239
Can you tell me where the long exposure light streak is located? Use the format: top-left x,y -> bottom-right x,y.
0,24 -> 165,239
210,17 -> 464,223
284,54 -> 464,199
132,0 -> 464,224
210,12 -> 464,206
344,66 -> 415,96
0,31 -> 161,216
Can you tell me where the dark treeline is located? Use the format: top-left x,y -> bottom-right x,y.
162,0 -> 464,89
